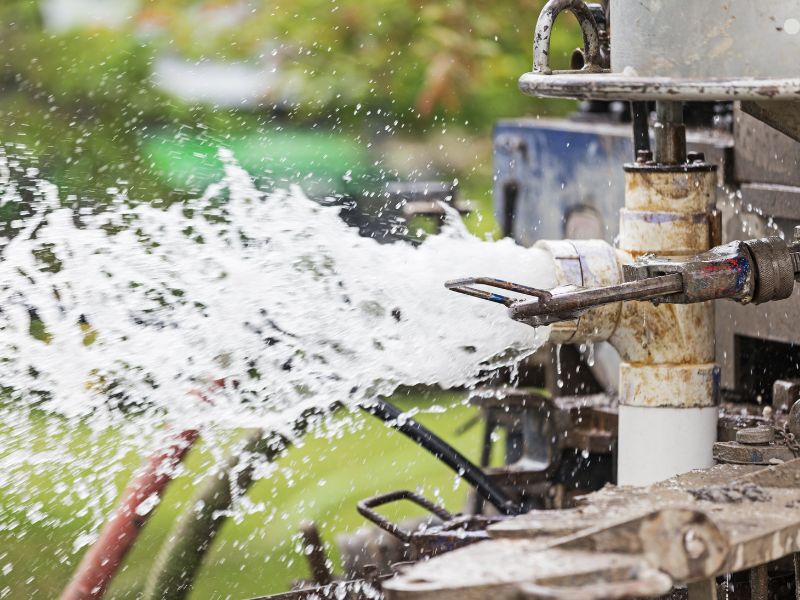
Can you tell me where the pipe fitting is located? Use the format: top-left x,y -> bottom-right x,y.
620,164 -> 717,255
532,239 -> 622,344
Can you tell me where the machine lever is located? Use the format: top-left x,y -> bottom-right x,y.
508,273 -> 683,325
446,273 -> 683,327
446,237 -> 800,328
444,277 -> 554,307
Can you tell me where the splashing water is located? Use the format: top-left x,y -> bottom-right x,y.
0,148 -> 555,543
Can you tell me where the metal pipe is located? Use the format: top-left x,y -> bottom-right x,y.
654,101 -> 686,164
361,399 -> 521,515
630,101 -> 651,157
750,564 -> 768,600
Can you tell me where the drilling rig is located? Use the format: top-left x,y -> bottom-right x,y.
278,2 -> 800,599
64,2 -> 800,599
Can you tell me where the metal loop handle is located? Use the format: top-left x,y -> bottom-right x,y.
533,0 -> 602,74
356,490 -> 453,543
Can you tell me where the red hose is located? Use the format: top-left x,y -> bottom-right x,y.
59,428 -> 200,600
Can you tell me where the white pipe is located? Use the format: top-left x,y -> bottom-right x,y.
618,405 -> 717,486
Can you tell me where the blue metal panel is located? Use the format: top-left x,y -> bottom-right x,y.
493,118 -> 632,247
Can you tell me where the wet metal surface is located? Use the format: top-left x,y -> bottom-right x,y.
384,460 -> 800,600
518,73 -> 800,102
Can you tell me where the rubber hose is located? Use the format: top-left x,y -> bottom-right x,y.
360,399 -> 520,516
141,429 -> 288,600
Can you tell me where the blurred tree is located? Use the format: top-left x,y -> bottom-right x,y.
0,0 -> 580,199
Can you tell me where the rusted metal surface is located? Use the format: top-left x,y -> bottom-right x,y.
507,273 -> 682,327
518,73 -> 800,102
714,440 -> 796,465
619,364 -> 719,409
248,579 -> 383,600
623,241 -> 756,305
654,102 -> 687,165
517,563 -> 672,599
790,402 -> 800,439
735,426 -> 775,446
620,165 -> 716,256
384,460 -> 800,600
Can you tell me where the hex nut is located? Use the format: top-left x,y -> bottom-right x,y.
736,425 -> 775,445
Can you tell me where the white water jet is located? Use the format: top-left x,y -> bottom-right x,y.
0,148 -> 555,530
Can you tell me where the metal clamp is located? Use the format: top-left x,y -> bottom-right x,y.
356,491 -> 453,543
533,0 -> 602,74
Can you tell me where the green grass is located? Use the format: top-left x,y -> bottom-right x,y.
1,390 -> 499,599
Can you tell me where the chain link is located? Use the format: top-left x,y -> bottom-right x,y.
774,423 -> 800,457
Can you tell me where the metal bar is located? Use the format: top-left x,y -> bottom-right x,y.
794,552 -> 800,600
654,101 -> 686,165
356,490 -> 453,543
749,564 -> 768,600
532,0 -> 601,74
631,101 -> 651,157
445,277 -> 552,307
300,522 -> 333,586
508,273 -> 684,323
472,413 -> 497,515
687,579 -> 718,600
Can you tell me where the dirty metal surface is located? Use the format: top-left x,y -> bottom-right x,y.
742,100 -> 800,145
518,72 -> 800,102
469,389 -> 617,455
714,440 -> 798,465
248,579 -> 383,600
733,108 -> 800,188
383,461 -> 800,600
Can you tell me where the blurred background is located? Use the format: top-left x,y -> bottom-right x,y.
0,1 -> 579,598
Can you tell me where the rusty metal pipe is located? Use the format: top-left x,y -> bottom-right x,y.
654,101 -> 686,165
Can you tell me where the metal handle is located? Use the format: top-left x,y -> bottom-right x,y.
533,0 -> 602,74
445,274 -> 683,327
356,491 -> 453,543
444,277 -> 553,307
